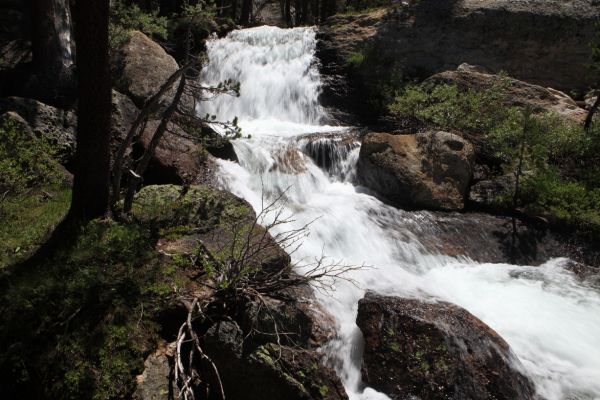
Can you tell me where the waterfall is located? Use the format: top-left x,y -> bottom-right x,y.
201,26 -> 600,400
55,0 -> 74,68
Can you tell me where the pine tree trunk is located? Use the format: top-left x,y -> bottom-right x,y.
69,0 -> 111,221
240,0 -> 252,24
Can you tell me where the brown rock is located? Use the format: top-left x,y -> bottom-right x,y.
357,292 -> 535,400
139,120 -> 216,185
112,31 -> 179,107
357,131 -> 474,210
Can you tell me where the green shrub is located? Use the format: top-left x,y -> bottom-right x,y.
109,0 -> 168,50
346,51 -> 366,68
0,117 -> 63,194
389,81 -> 510,133
0,220 -> 180,399
521,171 -> 600,226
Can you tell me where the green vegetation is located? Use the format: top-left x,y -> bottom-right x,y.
346,51 -> 367,69
0,116 -> 64,194
336,6 -> 388,17
0,186 -> 71,268
0,220 -> 170,399
0,116 -> 71,268
389,81 -> 600,238
0,183 -> 249,399
389,80 -> 510,133
109,0 -> 168,49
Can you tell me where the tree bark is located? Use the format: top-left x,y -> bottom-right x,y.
240,0 -> 252,25
69,0 -> 112,221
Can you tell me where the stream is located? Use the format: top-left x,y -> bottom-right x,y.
200,25 -> 600,400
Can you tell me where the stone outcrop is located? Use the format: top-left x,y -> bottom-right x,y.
112,31 -> 179,107
357,131 -> 474,210
204,320 -> 347,400
130,184 -> 342,400
427,64 -> 588,124
0,92 -> 139,168
357,292 -> 535,400
318,1 -> 600,119
138,120 -> 217,186
132,184 -> 291,272
0,96 -> 76,161
0,0 -> 31,72
133,342 -> 177,400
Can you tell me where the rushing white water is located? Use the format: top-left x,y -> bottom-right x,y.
201,26 -> 600,400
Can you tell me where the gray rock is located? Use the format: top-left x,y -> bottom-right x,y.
0,96 -> 76,161
318,0 -> 600,117
133,342 -> 177,400
357,292 -> 535,400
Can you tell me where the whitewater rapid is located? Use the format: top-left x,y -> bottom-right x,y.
201,26 -> 600,400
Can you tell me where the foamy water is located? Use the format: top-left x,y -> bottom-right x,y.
200,25 -> 600,400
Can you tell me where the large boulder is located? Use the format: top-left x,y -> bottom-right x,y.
357,293 -> 535,400
138,120 -> 217,185
357,131 -> 474,210
427,64 -> 588,124
112,31 -> 179,107
132,184 -> 291,273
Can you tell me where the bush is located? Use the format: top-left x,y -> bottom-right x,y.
389,81 -> 509,133
0,117 -> 63,194
521,171 -> 600,227
109,0 -> 168,50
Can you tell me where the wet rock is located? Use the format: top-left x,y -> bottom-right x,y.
112,31 -> 179,107
138,120 -> 217,186
205,139 -> 239,162
204,319 -> 348,400
357,131 -> 474,210
357,292 -> 535,400
427,64 -> 588,124
299,130 -> 360,174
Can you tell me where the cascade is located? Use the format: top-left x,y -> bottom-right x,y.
200,25 -> 600,400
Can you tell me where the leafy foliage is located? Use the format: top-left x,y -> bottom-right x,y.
0,186 -> 71,269
0,116 -> 63,194
0,220 -> 184,399
389,81 -> 510,133
109,0 -> 168,50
